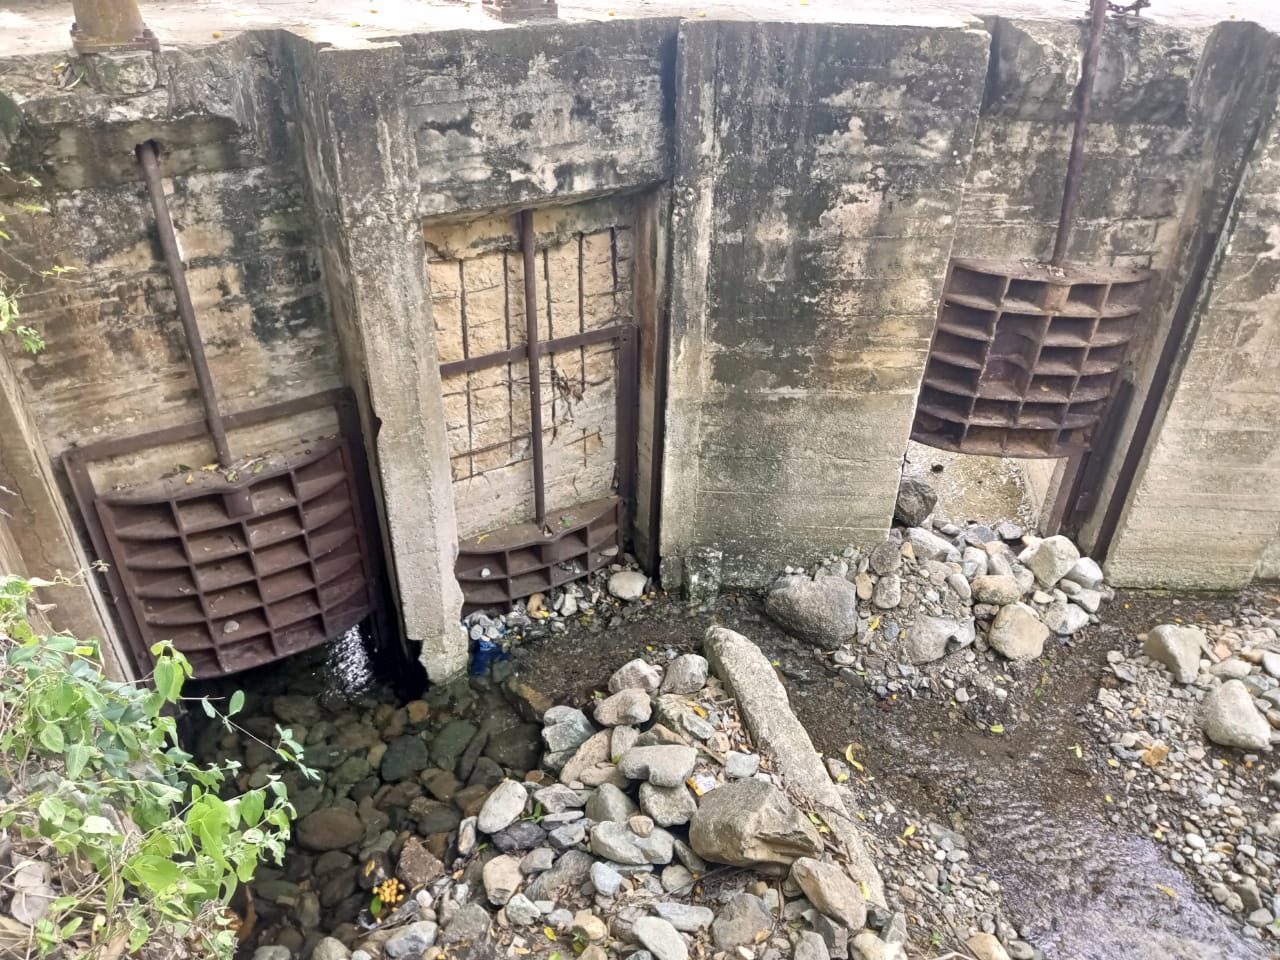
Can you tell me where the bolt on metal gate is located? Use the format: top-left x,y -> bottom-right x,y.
444,210 -> 638,613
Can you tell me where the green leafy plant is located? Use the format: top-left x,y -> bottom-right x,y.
1,160 -> 71,355
0,573 -> 307,959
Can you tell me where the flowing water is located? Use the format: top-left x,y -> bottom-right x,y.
513,595 -> 1271,960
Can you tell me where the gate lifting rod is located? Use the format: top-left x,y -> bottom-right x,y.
136,141 -> 250,516
520,210 -> 548,530
1050,0 -> 1108,266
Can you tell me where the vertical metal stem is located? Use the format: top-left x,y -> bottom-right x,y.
1051,0 -> 1108,266
136,141 -> 234,468
520,210 -> 547,528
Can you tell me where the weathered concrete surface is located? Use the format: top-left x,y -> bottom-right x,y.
704,625 -> 885,906
0,349 -> 123,677
426,199 -> 637,539
1106,31 -> 1280,589
287,37 -> 467,679
661,20 -> 990,587
400,21 -> 677,217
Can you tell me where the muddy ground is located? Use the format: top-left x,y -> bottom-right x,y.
505,588 -> 1278,960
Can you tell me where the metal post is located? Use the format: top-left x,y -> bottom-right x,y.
520,210 -> 547,528
136,141 -> 234,468
1050,0 -> 1108,266
70,0 -> 156,53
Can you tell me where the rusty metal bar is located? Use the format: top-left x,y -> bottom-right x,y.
520,210 -> 547,528
1051,0 -> 1108,266
136,140 -> 233,469
440,324 -> 629,379
70,0 -> 156,53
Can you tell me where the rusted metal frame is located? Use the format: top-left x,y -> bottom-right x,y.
70,0 -> 157,53
1093,237 -> 1220,559
959,274 -> 1009,448
63,388 -> 382,677
520,210 -> 547,528
334,394 -> 403,665
64,389 -> 352,463
1057,378 -> 1133,536
1051,0 -> 1109,266
1056,285 -> 1110,453
1007,308 -> 1054,455
62,454 -> 150,679
439,325 -> 631,378
136,141 -> 233,470
615,328 -> 640,520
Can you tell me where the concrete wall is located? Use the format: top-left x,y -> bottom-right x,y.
1106,45 -> 1280,588
398,21 -> 677,217
3,7 -> 1280,678
660,20 -> 990,586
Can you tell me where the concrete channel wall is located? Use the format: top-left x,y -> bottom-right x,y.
0,10 -> 1278,680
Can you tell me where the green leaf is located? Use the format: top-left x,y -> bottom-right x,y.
201,698 -> 216,718
81,815 -> 115,835
127,854 -> 180,893
237,789 -> 265,827
38,724 -> 64,753
229,690 -> 245,716
153,658 -> 180,701
65,742 -> 91,778
38,797 -> 66,826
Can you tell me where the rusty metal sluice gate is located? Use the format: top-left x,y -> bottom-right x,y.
446,210 -> 639,614
65,142 -> 385,679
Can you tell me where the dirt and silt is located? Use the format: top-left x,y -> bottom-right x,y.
507,589 -> 1274,960
205,581 -> 1277,960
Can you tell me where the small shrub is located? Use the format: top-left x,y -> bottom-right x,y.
0,573 -> 308,959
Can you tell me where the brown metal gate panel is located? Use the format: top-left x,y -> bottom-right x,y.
65,390 -> 382,679
456,496 -> 620,614
912,258 -> 1152,458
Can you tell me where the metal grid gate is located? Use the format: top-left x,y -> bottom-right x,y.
912,258 -> 1151,459
65,390 -> 385,678
436,209 -> 638,612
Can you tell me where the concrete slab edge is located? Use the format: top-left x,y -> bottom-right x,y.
704,624 -> 887,907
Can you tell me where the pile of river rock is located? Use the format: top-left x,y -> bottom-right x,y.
763,479 -> 1109,706
1085,602 -> 1280,937
233,646 -> 901,960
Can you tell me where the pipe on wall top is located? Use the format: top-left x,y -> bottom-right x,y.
135,140 -> 234,469
70,0 -> 156,53
1050,0 -> 1109,266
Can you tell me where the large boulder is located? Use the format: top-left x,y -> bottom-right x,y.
1143,624 -> 1204,683
297,807 -> 363,852
1202,680 -> 1272,750
987,603 -> 1048,661
893,478 -> 937,527
969,575 -> 1021,605
689,780 -> 822,871
789,857 -> 867,930
904,615 -> 975,664
904,527 -> 958,562
1024,536 -> 1080,588
765,578 -> 860,647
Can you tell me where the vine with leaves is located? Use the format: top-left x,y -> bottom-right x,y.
0,573 -> 310,959
0,159 -> 76,355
